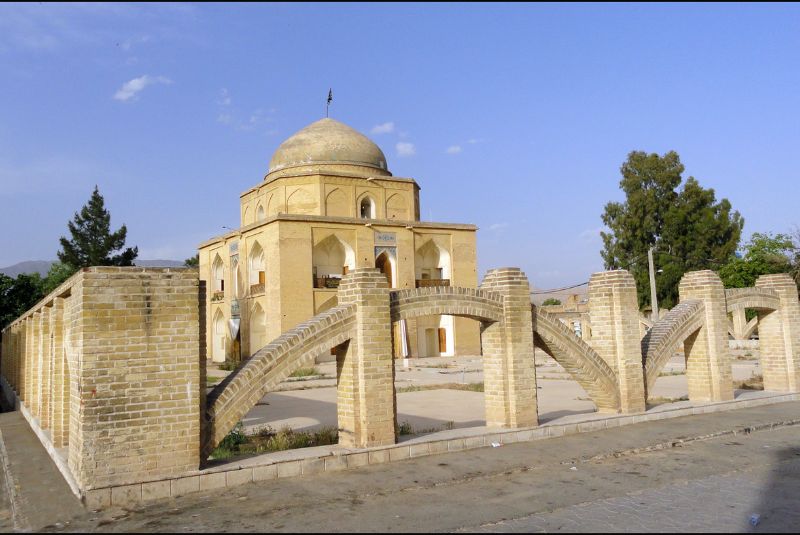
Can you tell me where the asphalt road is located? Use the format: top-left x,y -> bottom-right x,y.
15,401 -> 798,533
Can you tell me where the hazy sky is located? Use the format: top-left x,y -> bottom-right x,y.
2,3 -> 799,289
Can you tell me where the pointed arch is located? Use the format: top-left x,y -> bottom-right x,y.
248,241 -> 265,287
266,193 -> 280,216
212,309 -> 227,363
212,254 -> 225,293
415,239 -> 451,281
313,234 -> 355,287
325,188 -> 349,217
242,206 -> 251,226
386,193 -> 408,220
358,193 -> 377,219
287,188 -> 316,215
256,203 -> 266,222
249,302 -> 267,356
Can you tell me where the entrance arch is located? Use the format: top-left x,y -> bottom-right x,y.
375,251 -> 395,288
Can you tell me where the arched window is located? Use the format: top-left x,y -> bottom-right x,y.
249,242 -> 265,291
359,196 -> 376,219
212,255 -> 225,293
256,204 -> 265,221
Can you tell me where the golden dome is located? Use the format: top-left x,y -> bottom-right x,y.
267,118 -> 390,177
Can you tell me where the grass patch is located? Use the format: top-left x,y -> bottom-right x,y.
735,373 -> 764,390
209,423 -> 338,460
395,382 -> 484,394
397,420 -> 455,436
217,360 -> 238,371
289,367 -> 320,378
657,370 -> 686,377
206,375 -> 225,385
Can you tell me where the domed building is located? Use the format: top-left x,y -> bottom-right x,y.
199,117 -> 480,363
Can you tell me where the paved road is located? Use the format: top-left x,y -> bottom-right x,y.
9,401 -> 793,533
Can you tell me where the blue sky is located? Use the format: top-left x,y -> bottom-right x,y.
1,3 -> 799,289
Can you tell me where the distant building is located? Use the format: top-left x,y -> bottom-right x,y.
199,118 -> 481,363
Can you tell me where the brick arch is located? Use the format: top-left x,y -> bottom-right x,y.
641,299 -> 705,393
531,307 -> 620,412
389,287 -> 504,323
203,304 -> 356,458
725,288 -> 780,312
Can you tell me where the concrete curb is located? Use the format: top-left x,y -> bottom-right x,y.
2,373 -> 797,511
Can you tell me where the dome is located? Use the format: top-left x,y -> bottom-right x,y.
267,118 -> 390,176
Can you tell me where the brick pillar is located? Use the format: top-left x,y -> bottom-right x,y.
39,307 -> 52,429
23,318 -> 33,403
50,298 -> 68,447
679,270 -> 733,402
479,268 -> 538,428
755,274 -> 800,392
336,269 -> 396,448
588,270 -> 646,413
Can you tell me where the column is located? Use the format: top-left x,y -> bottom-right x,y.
588,270 -> 646,413
679,270 -> 733,402
336,269 -> 396,448
755,274 -> 800,392
480,268 -> 538,428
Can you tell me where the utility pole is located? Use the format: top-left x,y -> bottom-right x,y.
648,246 -> 659,322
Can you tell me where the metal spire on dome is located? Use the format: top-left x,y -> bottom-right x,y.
326,88 -> 333,118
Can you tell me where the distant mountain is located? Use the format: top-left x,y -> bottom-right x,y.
0,261 -> 54,278
0,259 -> 186,278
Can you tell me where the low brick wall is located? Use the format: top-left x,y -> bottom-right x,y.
0,267 -> 203,499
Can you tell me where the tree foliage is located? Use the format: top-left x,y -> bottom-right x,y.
184,254 -> 199,268
601,151 -> 744,310
57,186 -> 138,268
0,273 -> 44,329
541,298 -> 561,306
719,233 -> 795,288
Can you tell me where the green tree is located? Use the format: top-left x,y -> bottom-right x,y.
601,151 -> 744,310
719,233 -> 795,288
184,254 -> 199,268
40,262 -> 77,295
0,273 -> 44,329
57,186 -> 138,268
541,298 -> 561,306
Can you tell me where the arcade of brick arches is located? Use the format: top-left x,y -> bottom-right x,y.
1,118 -> 799,507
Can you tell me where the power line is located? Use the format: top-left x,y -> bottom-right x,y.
531,281 -> 589,295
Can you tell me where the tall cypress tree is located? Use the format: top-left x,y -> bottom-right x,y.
57,186 -> 138,268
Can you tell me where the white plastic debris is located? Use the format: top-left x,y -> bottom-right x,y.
491,442 -> 502,448
750,514 -> 760,527
570,466 -> 578,471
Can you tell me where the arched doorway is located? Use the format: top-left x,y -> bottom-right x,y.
375,251 -> 394,288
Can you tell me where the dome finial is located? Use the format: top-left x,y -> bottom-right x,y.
326,88 -> 333,118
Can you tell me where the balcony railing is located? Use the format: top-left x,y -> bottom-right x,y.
211,291 -> 225,302
250,283 -> 265,295
416,278 -> 450,288
314,276 -> 342,289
